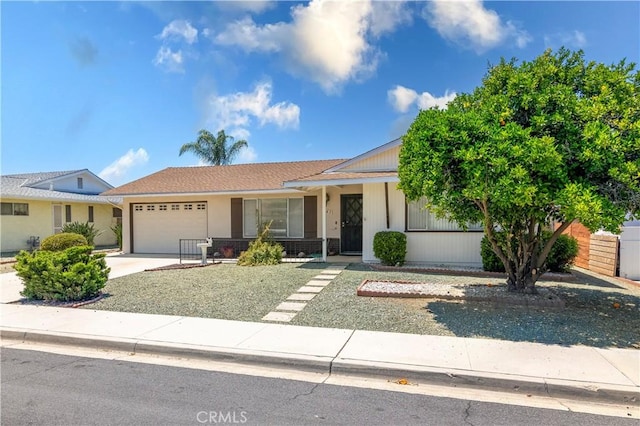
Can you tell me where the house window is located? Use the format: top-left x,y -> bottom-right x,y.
146,205 -> 155,211
113,207 -> 122,225
77,177 -> 83,189
134,205 -> 143,211
243,198 -> 304,238
88,206 -> 94,222
65,205 -> 72,222
184,204 -> 193,210
196,203 -> 206,210
171,204 -> 180,211
1,202 -> 29,216
406,197 -> 482,231
159,205 -> 167,211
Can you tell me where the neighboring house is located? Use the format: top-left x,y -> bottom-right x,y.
102,139 -> 483,266
1,170 -> 123,253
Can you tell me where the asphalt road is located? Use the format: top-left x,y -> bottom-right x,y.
1,348 -> 634,426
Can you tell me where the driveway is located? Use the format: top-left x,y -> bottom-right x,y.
0,253 -> 179,304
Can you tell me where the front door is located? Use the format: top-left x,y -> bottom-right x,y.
52,205 -> 63,234
340,194 -> 363,254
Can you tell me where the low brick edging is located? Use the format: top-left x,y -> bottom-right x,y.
356,280 -> 566,309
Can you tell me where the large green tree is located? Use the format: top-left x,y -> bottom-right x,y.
179,129 -> 248,165
399,48 -> 639,293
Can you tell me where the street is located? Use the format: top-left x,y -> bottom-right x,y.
2,347 -> 635,425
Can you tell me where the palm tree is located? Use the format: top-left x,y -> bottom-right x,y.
179,129 -> 248,165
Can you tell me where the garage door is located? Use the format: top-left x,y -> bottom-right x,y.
132,202 -> 207,253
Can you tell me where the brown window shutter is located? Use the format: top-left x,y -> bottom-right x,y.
231,198 -> 243,238
304,196 -> 317,238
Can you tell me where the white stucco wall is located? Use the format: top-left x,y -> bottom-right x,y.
362,183 -> 483,267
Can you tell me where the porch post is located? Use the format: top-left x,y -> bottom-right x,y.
322,185 -> 327,262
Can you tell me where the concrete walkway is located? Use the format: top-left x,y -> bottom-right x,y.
1,255 -> 638,408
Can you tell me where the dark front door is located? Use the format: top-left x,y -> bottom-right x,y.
341,194 -> 363,254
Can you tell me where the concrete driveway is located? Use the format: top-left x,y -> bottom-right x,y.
0,253 -> 179,304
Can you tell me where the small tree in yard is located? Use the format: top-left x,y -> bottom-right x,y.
399,48 -> 639,294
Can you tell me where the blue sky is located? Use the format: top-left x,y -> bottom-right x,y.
2,1 -> 639,187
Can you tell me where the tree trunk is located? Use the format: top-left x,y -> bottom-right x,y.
506,264 -> 539,294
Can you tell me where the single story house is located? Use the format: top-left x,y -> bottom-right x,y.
1,170 -> 123,253
102,139 -> 483,266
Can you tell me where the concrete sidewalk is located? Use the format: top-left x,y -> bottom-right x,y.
1,304 -> 638,407
0,253 -> 179,303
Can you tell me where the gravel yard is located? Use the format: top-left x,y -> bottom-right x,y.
81,262 -> 640,349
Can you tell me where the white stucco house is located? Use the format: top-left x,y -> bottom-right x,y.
102,139 -> 483,266
1,170 -> 123,253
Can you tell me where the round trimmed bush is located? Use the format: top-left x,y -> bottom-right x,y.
373,231 -> 407,266
40,233 -> 88,251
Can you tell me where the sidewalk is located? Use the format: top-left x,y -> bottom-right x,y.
1,303 -> 638,406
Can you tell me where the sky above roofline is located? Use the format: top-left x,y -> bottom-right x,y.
2,1 -> 638,186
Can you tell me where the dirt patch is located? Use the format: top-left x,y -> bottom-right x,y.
357,280 -> 565,309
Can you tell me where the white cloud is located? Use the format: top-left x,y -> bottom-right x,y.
216,1 -> 275,14
424,0 -> 531,52
215,0 -> 411,93
153,46 -> 184,73
158,19 -> 198,44
236,146 -> 258,163
99,148 -> 149,184
207,82 -> 300,137
388,85 -> 456,112
369,0 -> 413,37
544,30 -> 587,49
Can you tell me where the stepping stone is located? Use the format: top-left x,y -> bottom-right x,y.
262,311 -> 296,322
313,275 -> 336,280
276,301 -> 307,312
323,269 -> 344,274
297,286 -> 324,293
287,293 -> 316,301
306,280 -> 331,287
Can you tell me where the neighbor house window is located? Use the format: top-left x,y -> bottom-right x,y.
77,177 -> 83,189
243,198 -> 304,238
65,205 -> 72,222
113,207 -> 122,225
406,197 -> 482,231
1,202 -> 29,216
88,206 -> 94,222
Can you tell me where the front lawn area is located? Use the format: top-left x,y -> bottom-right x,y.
82,262 -> 640,349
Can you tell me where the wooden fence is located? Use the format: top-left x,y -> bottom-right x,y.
559,222 -> 619,277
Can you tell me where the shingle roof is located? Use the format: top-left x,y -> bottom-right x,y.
4,170 -> 85,186
1,171 -> 121,204
102,159 -> 347,196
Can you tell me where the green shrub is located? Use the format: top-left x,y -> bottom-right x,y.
111,222 -> 123,250
546,234 -> 579,272
15,245 -> 110,301
373,231 -> 407,266
480,231 -> 579,273
40,233 -> 88,251
62,221 -> 102,246
237,223 -> 283,266
481,234 -> 506,272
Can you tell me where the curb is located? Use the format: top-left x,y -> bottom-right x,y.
330,359 -> 640,407
1,328 -> 332,375
2,327 -> 637,407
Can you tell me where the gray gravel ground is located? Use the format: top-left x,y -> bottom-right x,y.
80,262 -> 639,349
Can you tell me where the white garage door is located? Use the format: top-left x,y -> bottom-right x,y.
132,202 -> 207,253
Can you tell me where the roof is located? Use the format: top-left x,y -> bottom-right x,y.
102,159 -> 347,196
4,170 -> 86,186
1,170 -> 121,204
283,171 -> 398,187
